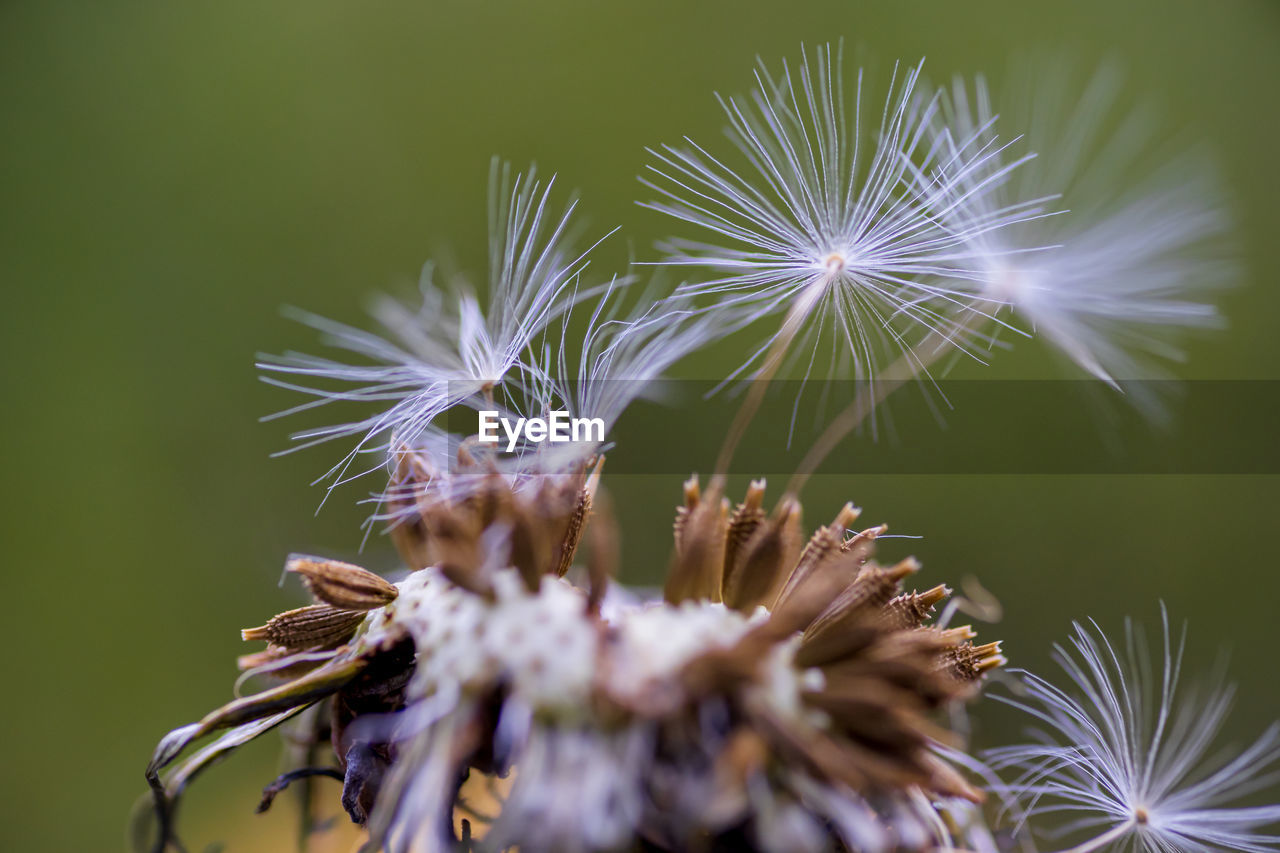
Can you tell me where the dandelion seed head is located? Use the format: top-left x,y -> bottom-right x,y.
932,64 -> 1234,392
822,250 -> 850,275
988,608 -> 1280,853
258,158 -> 608,503
981,258 -> 1039,307
643,43 -> 1036,386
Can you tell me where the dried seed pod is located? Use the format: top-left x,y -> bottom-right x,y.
500,490 -> 555,591
553,486 -> 593,577
152,466 -> 1009,853
721,479 -> 767,597
797,558 -> 920,667
384,445 -> 437,571
418,502 -> 491,595
551,459 -> 601,577
840,522 -> 888,565
884,584 -> 951,630
672,474 -> 702,550
666,477 -> 729,604
286,555 -> 399,611
584,486 -> 618,615
772,503 -> 861,614
941,641 -> 1006,683
722,492 -> 803,613
819,626 -> 974,705
242,604 -> 368,651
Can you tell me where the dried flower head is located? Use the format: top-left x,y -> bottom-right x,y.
988,609 -> 1280,853
142,474 -> 1005,853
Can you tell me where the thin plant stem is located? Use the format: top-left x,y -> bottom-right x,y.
713,273 -> 831,479
1041,819 -> 1136,853
784,309 -> 988,497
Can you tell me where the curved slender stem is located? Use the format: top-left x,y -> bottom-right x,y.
712,276 -> 828,478
784,309 -> 986,496
1041,819 -> 1136,853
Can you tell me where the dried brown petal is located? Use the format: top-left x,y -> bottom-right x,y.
503,490 -> 555,591
922,752 -> 984,803
703,728 -> 766,827
679,628 -> 775,697
749,700 -> 939,795
419,503 -> 490,595
388,517 -> 434,573
932,625 -> 978,644
147,655 -> 367,784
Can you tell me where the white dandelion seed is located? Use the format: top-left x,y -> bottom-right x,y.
926,64 -> 1233,394
362,279 -> 715,524
522,279 -> 724,470
988,609 -> 1280,853
642,43 -> 1041,389
257,159 -> 612,500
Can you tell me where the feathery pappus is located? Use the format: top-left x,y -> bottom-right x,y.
987,610 -> 1280,853
257,158 -> 612,501
641,43 -> 1040,391
922,62 -> 1233,401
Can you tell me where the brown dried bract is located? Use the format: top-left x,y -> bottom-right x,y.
663,479 -> 1004,807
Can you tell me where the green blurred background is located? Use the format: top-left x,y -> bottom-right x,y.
2,1 -> 1278,850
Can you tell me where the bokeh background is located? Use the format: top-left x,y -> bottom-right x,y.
3,1 -> 1278,850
